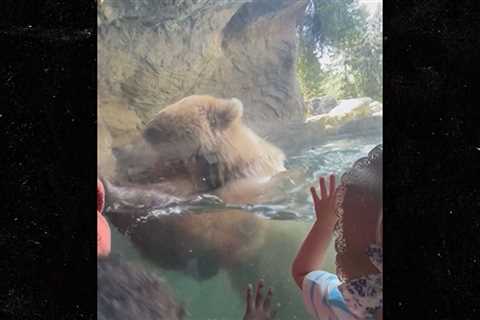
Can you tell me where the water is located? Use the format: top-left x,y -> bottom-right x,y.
109,134 -> 382,320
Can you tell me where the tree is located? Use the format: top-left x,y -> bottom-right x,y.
342,4 -> 382,101
300,0 -> 367,54
296,37 -> 327,101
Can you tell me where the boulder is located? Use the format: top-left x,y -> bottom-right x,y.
306,95 -> 338,115
268,97 -> 383,156
306,97 -> 382,128
327,97 -> 373,117
336,115 -> 382,136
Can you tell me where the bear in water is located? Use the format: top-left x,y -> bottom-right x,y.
101,95 -> 313,318
103,95 -> 290,278
111,95 -> 286,202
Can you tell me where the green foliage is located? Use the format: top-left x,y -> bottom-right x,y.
296,39 -> 326,101
344,7 -> 383,101
297,1 -> 382,102
301,0 -> 367,53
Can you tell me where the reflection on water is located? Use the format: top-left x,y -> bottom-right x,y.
111,134 -> 382,320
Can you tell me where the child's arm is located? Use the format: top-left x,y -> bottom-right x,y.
291,175 -> 338,289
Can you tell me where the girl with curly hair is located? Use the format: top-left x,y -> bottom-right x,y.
292,145 -> 383,320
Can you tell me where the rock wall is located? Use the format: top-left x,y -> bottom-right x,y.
98,0 -> 308,147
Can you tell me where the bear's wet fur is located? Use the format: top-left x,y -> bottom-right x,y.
112,95 -> 286,198
103,95 -> 285,281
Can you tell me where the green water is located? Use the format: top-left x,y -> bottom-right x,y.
110,221 -> 332,320
110,136 -> 381,320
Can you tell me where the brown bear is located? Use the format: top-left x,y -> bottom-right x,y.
104,95 -> 288,278
102,95 -> 312,318
111,95 -> 286,203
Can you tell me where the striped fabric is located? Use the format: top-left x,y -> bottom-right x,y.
302,271 -> 359,320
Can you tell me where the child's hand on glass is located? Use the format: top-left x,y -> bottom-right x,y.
243,280 -> 276,320
310,174 -> 337,221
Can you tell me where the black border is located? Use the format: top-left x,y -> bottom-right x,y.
385,0 -> 480,318
2,0 -> 480,319
1,1 -> 97,318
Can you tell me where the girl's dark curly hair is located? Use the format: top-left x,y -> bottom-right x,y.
334,144 -> 382,281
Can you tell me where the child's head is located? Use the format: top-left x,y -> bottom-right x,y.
334,145 -> 382,281
98,256 -> 186,320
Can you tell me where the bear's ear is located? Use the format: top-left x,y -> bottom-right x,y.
209,98 -> 244,129
143,126 -> 162,145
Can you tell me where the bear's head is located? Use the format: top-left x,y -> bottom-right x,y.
144,95 -> 244,160
114,95 -> 285,194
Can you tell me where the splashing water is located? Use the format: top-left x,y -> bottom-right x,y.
131,135 -> 382,223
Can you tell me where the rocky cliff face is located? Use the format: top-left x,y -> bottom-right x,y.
98,0 -> 308,146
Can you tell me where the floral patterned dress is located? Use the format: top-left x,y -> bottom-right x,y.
302,244 -> 383,320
